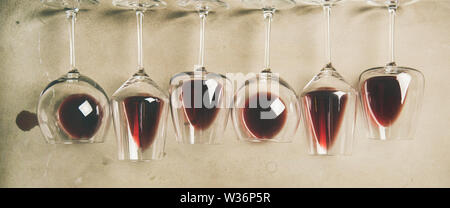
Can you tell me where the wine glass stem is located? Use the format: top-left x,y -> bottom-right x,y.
263,8 -> 274,71
388,5 -> 397,65
136,10 -> 144,71
197,10 -> 208,68
66,9 -> 77,71
323,5 -> 332,66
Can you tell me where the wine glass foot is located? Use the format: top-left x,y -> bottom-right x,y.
367,0 -> 420,7
298,0 -> 341,6
112,0 -> 167,10
177,0 -> 228,11
242,0 -> 296,10
41,0 -> 99,9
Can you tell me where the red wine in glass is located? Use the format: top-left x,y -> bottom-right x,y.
123,95 -> 164,151
58,94 -> 103,139
241,92 -> 287,139
362,76 -> 404,127
181,79 -> 222,130
303,88 -> 347,150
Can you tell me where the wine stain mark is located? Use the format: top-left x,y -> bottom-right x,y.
16,111 -> 38,131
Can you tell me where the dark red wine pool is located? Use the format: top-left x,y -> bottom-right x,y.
241,92 -> 287,139
58,94 -> 103,139
123,95 -> 164,150
181,79 -> 222,130
303,89 -> 347,150
362,76 -> 404,127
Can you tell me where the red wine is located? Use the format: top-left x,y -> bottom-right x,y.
303,89 -> 347,150
123,95 -> 164,151
58,94 -> 103,139
16,110 -> 38,131
181,79 -> 222,130
362,76 -> 403,127
241,92 -> 287,139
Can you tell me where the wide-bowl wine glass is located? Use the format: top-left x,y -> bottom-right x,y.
298,0 -> 357,155
359,0 -> 424,140
111,0 -> 169,161
232,0 -> 301,143
169,0 -> 232,145
37,0 -> 110,144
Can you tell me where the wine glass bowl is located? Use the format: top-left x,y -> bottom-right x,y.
359,66 -> 424,140
300,67 -> 357,155
232,73 -> 300,142
37,72 -> 110,144
112,74 -> 169,160
169,71 -> 232,144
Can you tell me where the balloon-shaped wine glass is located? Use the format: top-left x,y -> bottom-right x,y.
232,0 -> 301,143
298,0 -> 357,155
359,0 -> 424,140
111,0 -> 169,161
169,0 -> 233,144
37,0 -> 111,144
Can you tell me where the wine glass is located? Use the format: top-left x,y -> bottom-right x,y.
231,0 -> 301,143
298,0 -> 357,155
169,0 -> 233,144
37,0 -> 110,144
359,0 -> 424,140
111,0 -> 169,161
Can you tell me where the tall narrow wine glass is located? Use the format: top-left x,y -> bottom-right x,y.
37,0 -> 110,144
359,0 -> 424,140
232,0 -> 301,143
169,0 -> 233,144
299,0 -> 357,155
111,0 -> 169,161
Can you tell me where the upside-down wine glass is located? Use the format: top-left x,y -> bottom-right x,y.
232,0 -> 301,143
359,0 -> 424,140
37,0 -> 111,144
169,0 -> 233,144
299,0 -> 357,155
111,0 -> 169,161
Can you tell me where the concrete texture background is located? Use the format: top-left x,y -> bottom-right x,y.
0,0 -> 449,187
